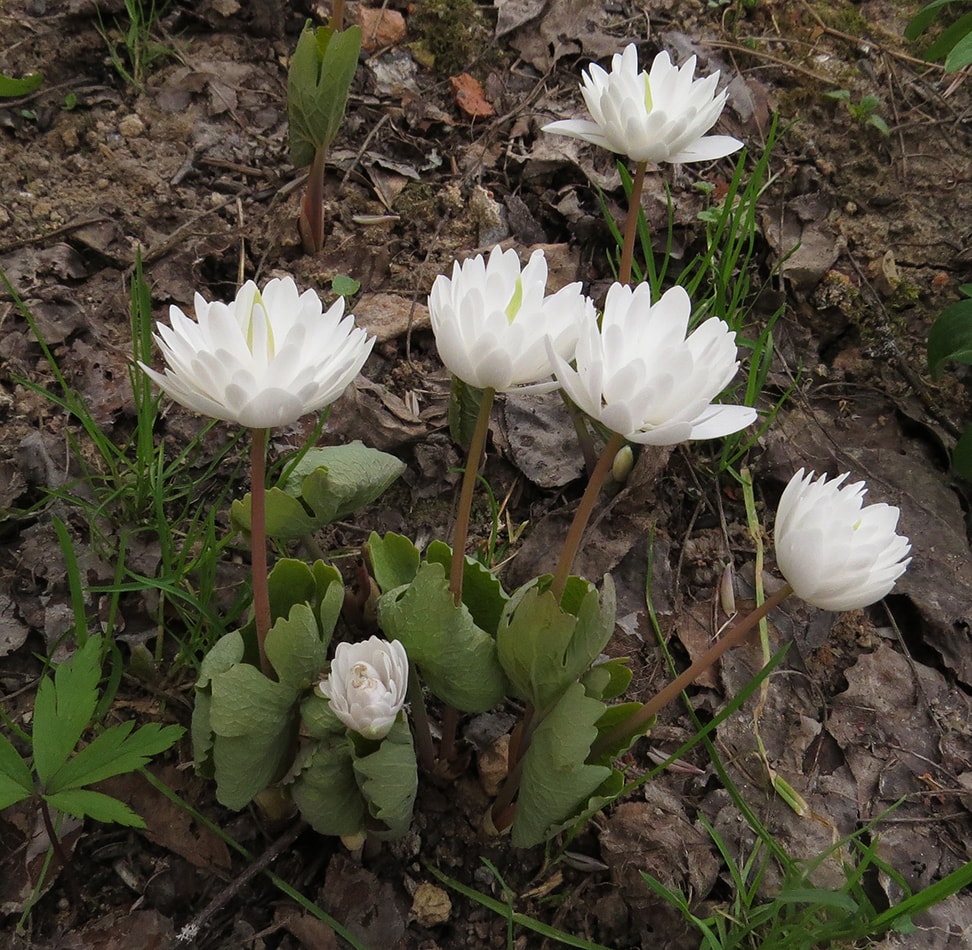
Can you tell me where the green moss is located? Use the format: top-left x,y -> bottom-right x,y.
410,0 -> 493,75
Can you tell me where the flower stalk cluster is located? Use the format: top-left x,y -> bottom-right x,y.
137,35 -> 913,852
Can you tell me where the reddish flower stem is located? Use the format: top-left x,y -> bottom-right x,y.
618,160 -> 648,285
550,431 -> 626,602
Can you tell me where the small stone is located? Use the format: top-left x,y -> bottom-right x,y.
411,882 -> 451,927
60,127 -> 79,150
119,114 -> 146,139
477,733 -> 509,798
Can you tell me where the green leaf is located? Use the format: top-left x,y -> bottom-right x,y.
44,788 -> 146,828
926,9 -> 972,62
288,23 -> 362,167
945,27 -> 972,70
33,636 -> 103,786
426,541 -> 509,634
0,72 -> 43,97
265,603 -> 329,690
47,722 -> 183,793
367,531 -> 421,593
290,735 -> 365,836
300,690 -> 347,739
581,657 -> 632,702
905,0 -> 955,42
332,274 -> 361,297
952,426 -> 972,480
233,443 -> 406,541
210,664 -> 300,809
0,732 -> 33,810
448,375 -> 486,449
353,718 -> 417,838
496,576 -> 615,715
377,561 -> 507,712
928,297 -> 972,378
192,630 -> 246,776
512,683 -> 613,848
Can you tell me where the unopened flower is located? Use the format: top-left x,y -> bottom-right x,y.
543,44 -> 742,165
319,637 -> 408,740
139,277 -> 373,429
428,245 -> 595,392
774,469 -> 911,612
547,282 -> 756,445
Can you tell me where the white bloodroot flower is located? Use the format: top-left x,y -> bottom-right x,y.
774,469 -> 912,612
139,276 -> 374,429
547,282 -> 757,445
319,637 -> 409,741
428,245 -> 596,392
543,43 -> 743,165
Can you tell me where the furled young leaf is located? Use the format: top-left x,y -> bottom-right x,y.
377,561 -> 507,712
288,23 -> 363,168
44,788 -> 145,828
497,576 -> 615,716
928,297 -> 972,379
0,71 -> 43,97
0,732 -> 33,810
448,375 -> 486,449
300,691 -> 346,739
512,683 -> 613,848
265,603 -> 329,691
46,721 -> 183,794
426,541 -> 510,635
581,657 -> 633,702
353,718 -> 417,839
32,636 -> 103,786
289,736 -> 365,836
232,443 -> 405,541
367,531 -> 421,593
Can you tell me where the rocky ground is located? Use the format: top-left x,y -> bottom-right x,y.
1,0 -> 971,947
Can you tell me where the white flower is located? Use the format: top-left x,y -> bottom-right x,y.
543,44 -> 743,165
319,637 -> 408,740
547,282 -> 756,445
774,469 -> 912,612
139,277 -> 374,429
428,245 -> 595,392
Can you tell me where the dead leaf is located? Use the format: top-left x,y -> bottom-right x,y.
501,390 -> 585,489
494,0 -> 546,38
508,0 -> 619,71
450,72 -> 495,119
323,853 -> 408,948
358,6 -> 407,52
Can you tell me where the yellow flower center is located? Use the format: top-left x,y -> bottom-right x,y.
245,289 -> 276,358
505,276 -> 524,323
644,74 -> 653,112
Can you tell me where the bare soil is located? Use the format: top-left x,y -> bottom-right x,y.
1,1 -> 971,948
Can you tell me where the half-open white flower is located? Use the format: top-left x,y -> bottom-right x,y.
547,282 -> 756,445
139,276 -> 374,429
428,245 -> 595,392
543,43 -> 742,165
774,469 -> 912,612
319,637 -> 408,740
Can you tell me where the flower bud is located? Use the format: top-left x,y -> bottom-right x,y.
319,637 -> 408,740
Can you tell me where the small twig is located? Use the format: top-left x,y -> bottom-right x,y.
174,820 -> 307,945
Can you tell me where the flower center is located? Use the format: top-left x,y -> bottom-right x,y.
350,661 -> 380,692
505,276 -> 524,323
643,74 -> 653,112
244,289 -> 276,358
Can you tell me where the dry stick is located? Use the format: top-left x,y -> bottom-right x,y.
618,160 -> 648,285
250,427 -> 273,676
591,582 -> 794,759
175,820 -> 307,944
550,431 -> 626,601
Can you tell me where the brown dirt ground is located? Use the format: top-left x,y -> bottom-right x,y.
1,0 -> 971,948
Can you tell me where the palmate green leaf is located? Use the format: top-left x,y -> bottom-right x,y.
367,531 -> 421,593
496,576 -> 615,716
265,603 -> 330,691
512,683 -> 613,848
300,691 -> 346,739
47,721 -> 183,794
44,788 -> 145,828
377,561 -> 507,712
288,23 -> 362,168
233,443 -> 406,541
0,732 -> 33,810
33,635 -> 103,786
210,663 -> 300,810
192,630 -> 246,776
928,297 -> 972,378
289,735 -> 365,836
353,718 -> 417,839
426,541 -> 509,635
